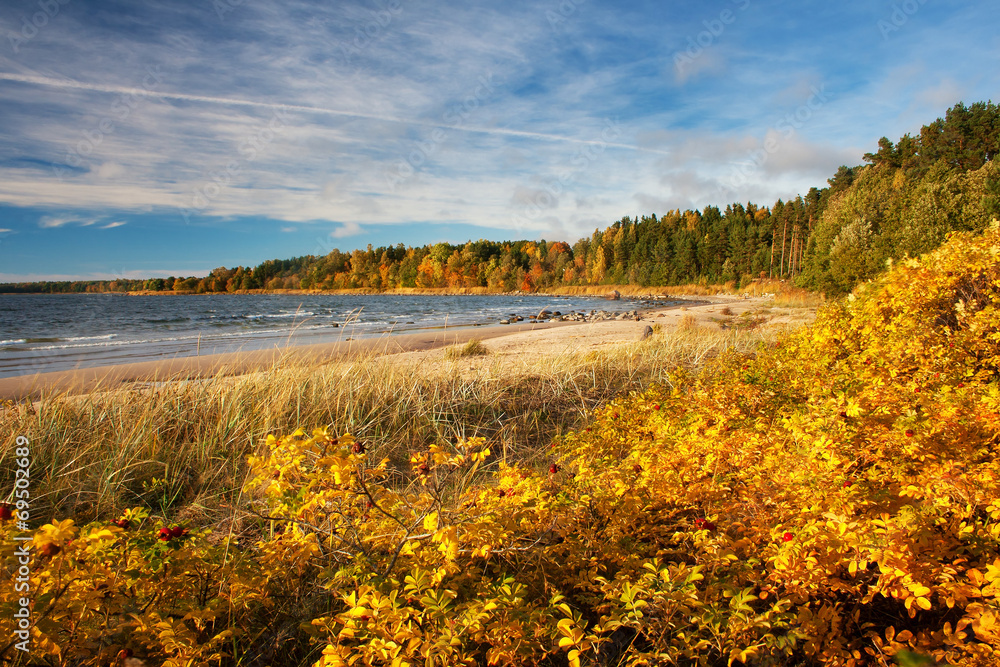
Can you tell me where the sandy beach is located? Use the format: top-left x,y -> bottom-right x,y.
0,295 -> 811,401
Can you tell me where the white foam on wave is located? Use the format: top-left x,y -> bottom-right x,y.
22,324 -> 345,351
63,333 -> 117,342
245,311 -> 317,320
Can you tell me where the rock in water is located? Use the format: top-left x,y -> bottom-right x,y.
606,290 -> 621,301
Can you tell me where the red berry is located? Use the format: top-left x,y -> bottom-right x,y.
905,429 -> 914,438
782,532 -> 794,542
418,463 -> 430,476
957,383 -> 965,388
0,505 -> 13,521
633,464 -> 643,473
40,542 -> 61,557
169,525 -> 186,539
549,464 -> 560,475
585,427 -> 592,432
497,489 -> 507,498
694,518 -> 715,532
839,411 -> 848,418
842,480 -> 851,488
113,518 -> 130,530
351,441 -> 366,455
653,405 -> 661,411
158,527 -> 172,542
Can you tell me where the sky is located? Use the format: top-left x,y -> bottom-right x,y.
0,0 -> 996,281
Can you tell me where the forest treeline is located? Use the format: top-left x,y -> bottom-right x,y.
4,101 -> 997,297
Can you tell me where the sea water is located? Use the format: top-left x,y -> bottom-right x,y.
0,293 -> 635,378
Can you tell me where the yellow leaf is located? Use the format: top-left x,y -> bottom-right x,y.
435,525 -> 459,561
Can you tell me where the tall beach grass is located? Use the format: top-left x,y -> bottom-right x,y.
0,323 -> 788,531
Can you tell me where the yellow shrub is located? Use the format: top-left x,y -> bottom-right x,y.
5,222 -> 1000,666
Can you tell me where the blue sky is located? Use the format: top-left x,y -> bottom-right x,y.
0,0 -> 996,280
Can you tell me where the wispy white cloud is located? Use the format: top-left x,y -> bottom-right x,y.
0,0 -> 996,283
0,71 -> 664,154
38,214 -> 100,228
100,221 -> 127,229
330,221 -> 363,238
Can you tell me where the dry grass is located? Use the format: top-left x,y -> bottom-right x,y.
0,324 -> 788,529
678,313 -> 699,330
771,292 -> 826,308
444,339 -> 489,359
743,279 -> 826,308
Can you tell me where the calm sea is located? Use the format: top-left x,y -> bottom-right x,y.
0,293 -> 631,378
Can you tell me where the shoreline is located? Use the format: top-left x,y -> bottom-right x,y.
0,296 -> 807,401
0,320 -> 575,401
